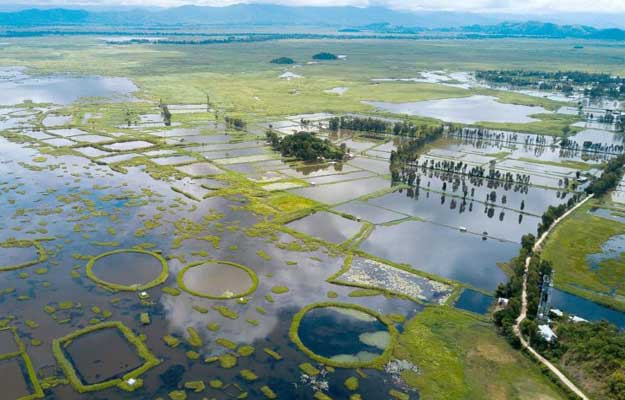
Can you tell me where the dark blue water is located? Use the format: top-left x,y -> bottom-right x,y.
297,307 -> 388,358
550,289 -> 625,328
455,289 -> 493,314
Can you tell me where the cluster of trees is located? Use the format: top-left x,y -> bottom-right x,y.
224,116 -> 246,130
494,235 -> 554,345
399,184 -> 520,222
265,131 -> 346,161
407,158 -> 531,186
159,101 -> 172,126
388,128 -> 447,181
534,319 -> 625,400
476,70 -> 625,99
312,52 -> 338,60
450,127 -> 553,147
123,107 -> 138,127
560,137 -> 625,154
585,153 -> 625,197
270,57 -> 295,64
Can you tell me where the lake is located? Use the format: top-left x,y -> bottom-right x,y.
364,95 -> 550,124
0,67 -> 137,105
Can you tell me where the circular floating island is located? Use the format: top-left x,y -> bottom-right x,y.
86,249 -> 168,291
177,260 -> 258,300
0,239 -> 47,272
289,302 -> 398,368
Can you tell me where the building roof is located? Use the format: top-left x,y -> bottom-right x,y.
538,324 -> 558,342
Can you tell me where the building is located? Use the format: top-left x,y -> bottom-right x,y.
538,324 -> 558,343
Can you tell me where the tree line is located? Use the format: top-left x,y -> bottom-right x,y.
476,70 -> 625,99
328,116 -> 449,138
585,153 -> 625,197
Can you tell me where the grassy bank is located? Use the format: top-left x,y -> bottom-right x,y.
542,200 -> 625,311
394,306 -> 567,400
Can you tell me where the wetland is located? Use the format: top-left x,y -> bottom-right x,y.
0,32 -> 623,400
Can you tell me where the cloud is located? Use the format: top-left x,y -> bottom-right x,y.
6,0 -> 625,13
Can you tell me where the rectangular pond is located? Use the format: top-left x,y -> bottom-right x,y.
359,219 -> 517,291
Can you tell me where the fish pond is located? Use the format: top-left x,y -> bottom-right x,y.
0,66 -> 623,400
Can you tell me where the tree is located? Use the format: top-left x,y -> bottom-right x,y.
267,131 -> 345,161
312,52 -> 338,60
270,57 -> 295,64
521,233 -> 536,252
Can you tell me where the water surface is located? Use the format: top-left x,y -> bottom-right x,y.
364,95 -> 549,124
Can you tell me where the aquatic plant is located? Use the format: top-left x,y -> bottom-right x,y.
289,302 -> 398,369
0,327 -> 44,399
264,348 -> 283,360
240,369 -> 258,381
177,260 -> 258,299
0,239 -> 47,272
85,249 -> 168,291
344,376 -> 359,391
52,321 -> 160,393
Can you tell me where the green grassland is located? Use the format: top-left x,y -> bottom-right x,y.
542,200 -> 625,311
394,307 -> 567,400
1,37 -> 623,131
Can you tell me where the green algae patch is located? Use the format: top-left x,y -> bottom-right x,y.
0,239 -> 47,272
218,353 -> 237,369
289,302 -> 398,369
186,350 -> 200,360
271,285 -> 290,295
261,385 -> 277,399
52,321 -> 160,393
177,260 -> 258,300
186,327 -> 203,347
299,362 -> 320,376
163,335 -> 181,348
140,313 -> 150,325
209,379 -> 224,389
345,377 -> 359,391
169,390 -> 187,400
162,287 -> 181,296
192,305 -> 209,314
314,392 -> 333,400
256,249 -> 271,261
348,288 -> 382,298
389,389 -> 410,400
240,369 -> 258,381
264,348 -> 283,360
237,344 -> 255,356
184,380 -> 206,393
85,249 -> 168,291
212,305 -> 239,320
216,337 -> 237,350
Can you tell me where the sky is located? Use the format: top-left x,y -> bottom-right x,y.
5,0 -> 625,14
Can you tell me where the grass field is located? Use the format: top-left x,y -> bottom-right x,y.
394,306 -> 567,400
542,200 -> 625,311
0,37 -> 622,130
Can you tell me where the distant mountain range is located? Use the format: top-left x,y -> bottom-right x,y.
0,6 -> 500,28
356,21 -> 625,40
0,5 -> 624,41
